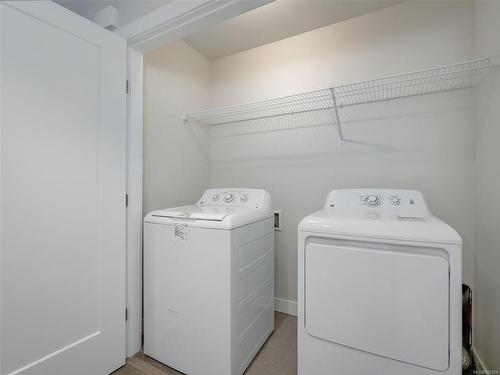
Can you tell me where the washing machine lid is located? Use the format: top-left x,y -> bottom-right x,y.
145,205 -> 269,229
151,206 -> 228,221
298,189 -> 462,245
144,188 -> 273,229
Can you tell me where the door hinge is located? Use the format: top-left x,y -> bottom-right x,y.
125,194 -> 129,208
126,79 -> 129,94
125,308 -> 129,322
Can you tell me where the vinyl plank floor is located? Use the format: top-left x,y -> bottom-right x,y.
113,312 -> 297,375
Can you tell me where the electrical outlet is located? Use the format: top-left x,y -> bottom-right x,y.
274,210 -> 282,231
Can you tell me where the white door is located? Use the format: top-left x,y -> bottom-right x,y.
0,2 -> 127,375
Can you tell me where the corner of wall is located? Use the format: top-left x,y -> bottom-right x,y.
472,0 -> 500,371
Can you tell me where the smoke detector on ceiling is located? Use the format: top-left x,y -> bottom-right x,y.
93,5 -> 120,31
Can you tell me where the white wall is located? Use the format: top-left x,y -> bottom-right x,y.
209,1 -> 476,307
473,1 -> 500,370
143,41 -> 211,215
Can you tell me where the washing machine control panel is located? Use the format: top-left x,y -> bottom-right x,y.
324,189 -> 429,216
199,189 -> 270,209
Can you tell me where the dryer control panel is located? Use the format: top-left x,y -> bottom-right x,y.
324,189 -> 430,217
198,188 -> 271,210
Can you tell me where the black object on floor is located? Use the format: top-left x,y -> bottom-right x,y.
462,284 -> 475,373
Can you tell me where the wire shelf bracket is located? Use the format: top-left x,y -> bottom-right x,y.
182,56 -> 500,143
330,87 -> 343,143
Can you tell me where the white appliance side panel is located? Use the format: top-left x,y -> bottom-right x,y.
144,223 -> 232,375
305,241 -> 449,371
232,217 -> 275,375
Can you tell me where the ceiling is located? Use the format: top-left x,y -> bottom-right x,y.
54,0 -> 398,57
54,0 -> 172,28
184,0 -> 398,60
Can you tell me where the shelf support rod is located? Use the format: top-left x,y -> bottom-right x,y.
330,87 -> 344,143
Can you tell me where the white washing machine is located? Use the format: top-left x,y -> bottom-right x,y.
298,189 -> 462,375
144,188 -> 274,375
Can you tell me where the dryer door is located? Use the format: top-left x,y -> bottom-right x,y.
305,238 -> 449,371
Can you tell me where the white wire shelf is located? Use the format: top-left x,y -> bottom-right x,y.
182,56 -> 500,142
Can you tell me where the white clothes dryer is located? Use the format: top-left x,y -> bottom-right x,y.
298,189 -> 462,375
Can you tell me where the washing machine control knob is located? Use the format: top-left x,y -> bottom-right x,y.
224,193 -> 234,202
364,195 -> 380,207
240,194 -> 248,202
212,193 -> 220,201
391,196 -> 401,205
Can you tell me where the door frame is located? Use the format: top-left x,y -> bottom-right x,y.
126,48 -> 143,357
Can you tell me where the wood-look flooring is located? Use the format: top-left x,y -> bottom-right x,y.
113,312 -> 297,375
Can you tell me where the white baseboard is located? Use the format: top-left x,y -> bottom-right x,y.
275,297 -> 297,316
472,346 -> 487,371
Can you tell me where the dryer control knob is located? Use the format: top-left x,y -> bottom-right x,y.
240,194 -> 248,202
212,193 -> 220,201
364,195 -> 380,207
224,193 -> 234,202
